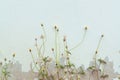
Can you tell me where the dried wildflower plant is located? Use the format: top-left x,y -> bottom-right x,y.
0,53 -> 16,80
0,24 -> 119,80
27,24 -> 119,80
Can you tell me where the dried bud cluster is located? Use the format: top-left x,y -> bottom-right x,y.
54,25 -> 59,32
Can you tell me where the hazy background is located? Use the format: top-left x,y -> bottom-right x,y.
0,0 -> 120,72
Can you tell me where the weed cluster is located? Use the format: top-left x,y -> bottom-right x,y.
0,24 -> 119,80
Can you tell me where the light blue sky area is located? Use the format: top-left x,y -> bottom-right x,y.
0,0 -> 120,72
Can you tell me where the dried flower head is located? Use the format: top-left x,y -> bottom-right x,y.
63,36 -> 66,42
54,25 -> 57,30
29,48 -> 32,52
35,38 -> 37,41
12,53 -> 16,57
65,46 -> 68,49
101,34 -> 104,37
51,48 -> 54,52
95,51 -> 98,54
84,26 -> 88,30
41,24 -> 44,27
56,63 -> 58,66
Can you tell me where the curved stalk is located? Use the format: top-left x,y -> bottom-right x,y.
69,30 -> 87,51
93,35 -> 104,80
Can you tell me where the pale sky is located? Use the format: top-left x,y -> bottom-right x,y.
0,0 -> 120,72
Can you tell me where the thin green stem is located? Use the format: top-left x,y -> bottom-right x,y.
54,29 -> 59,65
93,35 -> 104,80
30,52 -> 39,70
69,30 -> 87,51
41,26 -> 47,57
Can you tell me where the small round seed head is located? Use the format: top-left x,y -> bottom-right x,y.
101,34 -> 104,37
95,51 -> 98,54
29,48 -> 32,52
41,24 -> 44,27
65,46 -> 68,49
84,26 -> 88,30
51,48 -> 54,52
12,53 -> 16,57
35,38 -> 37,41
56,63 -> 58,66
54,26 -> 57,30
